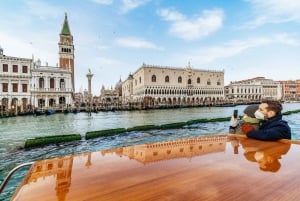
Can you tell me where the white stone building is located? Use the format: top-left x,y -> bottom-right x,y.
31,59 -> 73,108
0,13 -> 75,114
225,77 -> 282,102
122,63 -> 224,108
98,79 -> 123,110
0,46 -> 32,112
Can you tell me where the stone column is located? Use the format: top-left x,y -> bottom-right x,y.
86,69 -> 94,114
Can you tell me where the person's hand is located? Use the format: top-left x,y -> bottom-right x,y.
230,116 -> 239,127
241,124 -> 255,134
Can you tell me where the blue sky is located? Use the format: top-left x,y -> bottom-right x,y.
1,0 -> 300,95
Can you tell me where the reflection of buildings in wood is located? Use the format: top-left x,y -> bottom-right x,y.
102,135 -> 227,164
25,156 -> 74,201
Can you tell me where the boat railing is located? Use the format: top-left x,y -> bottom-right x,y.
0,162 -> 34,194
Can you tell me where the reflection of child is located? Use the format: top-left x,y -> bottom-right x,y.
229,104 -> 260,134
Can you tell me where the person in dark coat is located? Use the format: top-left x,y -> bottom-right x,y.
244,100 -> 291,141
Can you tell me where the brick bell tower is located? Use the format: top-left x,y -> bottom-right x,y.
59,12 -> 75,91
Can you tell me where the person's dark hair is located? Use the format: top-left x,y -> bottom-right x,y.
261,100 -> 282,115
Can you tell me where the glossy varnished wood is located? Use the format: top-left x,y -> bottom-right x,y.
11,135 -> 300,201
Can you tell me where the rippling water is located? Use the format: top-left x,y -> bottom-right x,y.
1,103 -> 300,200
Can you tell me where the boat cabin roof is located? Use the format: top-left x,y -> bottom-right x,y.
11,134 -> 300,201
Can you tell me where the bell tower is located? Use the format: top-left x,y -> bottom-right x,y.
59,12 -> 75,91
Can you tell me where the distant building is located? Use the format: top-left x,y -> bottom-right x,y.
280,80 -> 300,101
59,13 -> 75,92
225,77 -> 282,102
30,13 -> 74,109
31,59 -> 73,109
73,92 -> 84,107
83,89 -> 89,103
98,78 -> 122,110
122,63 -> 224,108
0,13 -> 74,114
0,47 -> 32,112
122,74 -> 133,105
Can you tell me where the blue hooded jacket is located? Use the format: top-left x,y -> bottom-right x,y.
246,115 -> 291,141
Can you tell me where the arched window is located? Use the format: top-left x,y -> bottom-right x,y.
49,99 -> 55,107
188,79 -> 192,84
60,79 -> 65,89
38,99 -> 45,107
139,77 -> 141,83
50,78 -> 55,89
197,77 -> 200,84
178,76 -> 182,83
207,79 -> 211,85
165,76 -> 169,83
39,78 -> 44,88
217,79 -> 221,86
152,75 -> 156,82
59,97 -> 66,104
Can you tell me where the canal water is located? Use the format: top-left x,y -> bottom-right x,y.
1,103 -> 300,200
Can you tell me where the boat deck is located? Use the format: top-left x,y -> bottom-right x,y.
11,134 -> 300,201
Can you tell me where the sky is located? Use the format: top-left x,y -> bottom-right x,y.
1,0 -> 300,95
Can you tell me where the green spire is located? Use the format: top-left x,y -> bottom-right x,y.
61,12 -> 71,35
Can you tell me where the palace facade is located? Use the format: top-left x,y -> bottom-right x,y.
31,59 -> 73,109
0,48 -> 32,112
280,80 -> 300,101
122,63 -> 224,108
225,77 -> 281,102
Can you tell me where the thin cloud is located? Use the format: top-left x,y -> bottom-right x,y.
158,9 -> 184,21
91,0 -> 113,5
245,0 -> 300,27
120,0 -> 150,13
185,34 -> 300,64
273,33 -> 300,46
157,8 -> 224,41
115,37 -> 158,49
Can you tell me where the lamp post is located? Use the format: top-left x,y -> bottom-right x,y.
86,69 -> 94,115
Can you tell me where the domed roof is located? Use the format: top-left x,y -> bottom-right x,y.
127,73 -> 133,79
115,77 -> 123,89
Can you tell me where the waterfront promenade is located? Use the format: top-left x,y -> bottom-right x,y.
1,103 -> 300,200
